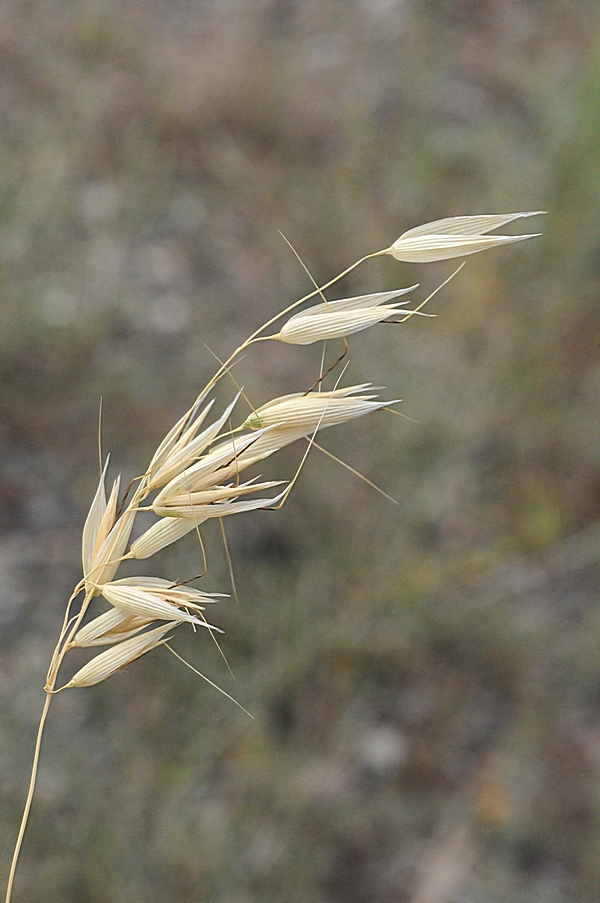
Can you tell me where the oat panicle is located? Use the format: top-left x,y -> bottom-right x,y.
4,212 -> 543,903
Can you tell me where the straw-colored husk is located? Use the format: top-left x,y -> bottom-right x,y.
64,622 -> 178,688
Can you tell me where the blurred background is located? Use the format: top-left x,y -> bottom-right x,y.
1,1 -> 599,901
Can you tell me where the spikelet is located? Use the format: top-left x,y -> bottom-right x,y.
81,457 -> 109,577
99,579 -> 223,627
147,392 -> 213,475
153,488 -> 287,519
277,287 -> 419,345
388,212 -> 544,263
242,385 -> 394,432
86,507 -> 136,590
152,427 -> 275,507
145,394 -> 243,492
110,575 -> 223,603
72,608 -> 154,647
152,478 -> 283,516
94,474 -> 121,554
63,622 -> 177,688
129,514 -> 209,560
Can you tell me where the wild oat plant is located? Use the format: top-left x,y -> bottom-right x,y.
5,212 -> 543,902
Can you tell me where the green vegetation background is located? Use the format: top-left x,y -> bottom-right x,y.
1,1 -> 599,901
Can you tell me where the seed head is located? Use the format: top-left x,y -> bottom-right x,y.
152,479 -> 284,518
129,514 -> 209,559
72,608 -> 154,647
64,622 -> 177,688
388,212 -> 545,263
277,287 -> 419,345
99,578 -> 223,627
145,394 -> 244,492
242,385 -> 393,432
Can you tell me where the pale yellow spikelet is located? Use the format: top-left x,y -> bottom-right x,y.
82,469 -> 123,582
110,576 -> 223,605
208,418 -> 344,469
314,287 -> 418,311
242,386 -> 393,433
72,608 -> 154,647
241,384 -> 370,427
146,394 -> 243,492
187,387 -> 393,476
152,478 -> 283,515
279,307 -> 400,345
277,287 -> 419,345
100,580 -> 222,627
388,211 -> 544,263
87,507 -> 136,589
129,514 -> 208,559
147,391 -> 213,475
93,474 -> 121,559
63,622 -> 177,688
155,455 -> 257,498
153,427 -> 274,507
221,426 -> 306,467
81,457 -> 109,577
153,487 -> 287,519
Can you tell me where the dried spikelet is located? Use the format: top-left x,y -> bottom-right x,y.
277,287 -> 420,345
388,212 -> 544,263
146,394 -> 243,492
163,478 -> 282,506
147,391 -> 212,475
310,287 -> 418,312
152,478 -> 283,515
242,386 -> 394,432
156,386 -> 379,494
95,474 -> 121,551
72,608 -> 154,647
63,622 -> 177,688
81,457 -> 109,577
100,580 -> 222,627
110,575 -> 223,603
87,507 -> 136,590
153,488 -> 287,519
82,467 -> 123,582
153,427 -> 275,507
128,514 -> 208,559
214,427 -> 301,469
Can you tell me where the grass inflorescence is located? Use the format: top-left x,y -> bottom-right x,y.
4,212 -> 543,903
